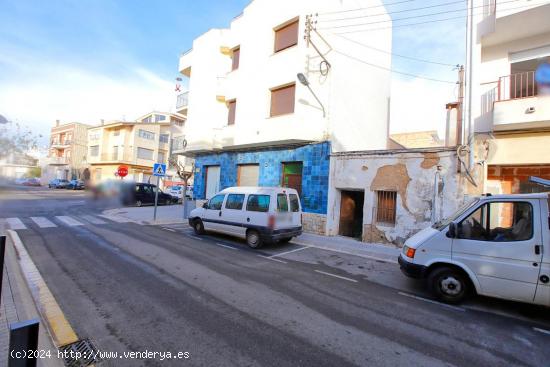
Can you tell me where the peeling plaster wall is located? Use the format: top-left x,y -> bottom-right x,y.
327,149 -> 466,246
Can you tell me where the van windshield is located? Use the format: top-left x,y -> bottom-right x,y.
432,198 -> 480,230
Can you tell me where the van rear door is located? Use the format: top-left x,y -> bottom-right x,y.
275,192 -> 293,230
288,192 -> 302,228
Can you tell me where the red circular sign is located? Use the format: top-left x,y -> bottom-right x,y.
117,166 -> 129,178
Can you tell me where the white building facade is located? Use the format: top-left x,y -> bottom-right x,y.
180,0 -> 392,233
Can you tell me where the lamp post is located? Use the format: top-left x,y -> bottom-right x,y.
297,73 -> 326,117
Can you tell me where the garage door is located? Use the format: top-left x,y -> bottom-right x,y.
205,166 -> 221,199
238,164 -> 259,187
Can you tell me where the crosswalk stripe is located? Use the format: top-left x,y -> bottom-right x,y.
30,217 -> 57,228
55,216 -> 84,226
98,214 -> 133,223
6,217 -> 27,230
80,215 -> 106,225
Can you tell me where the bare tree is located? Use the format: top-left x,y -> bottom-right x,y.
169,156 -> 195,219
0,116 -> 41,160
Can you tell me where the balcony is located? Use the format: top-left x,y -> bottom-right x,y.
47,156 -> 70,165
51,140 -> 72,148
493,71 -> 550,131
179,49 -> 192,77
176,91 -> 189,113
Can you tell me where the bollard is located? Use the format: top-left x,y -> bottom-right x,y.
8,319 -> 40,367
0,235 -> 5,307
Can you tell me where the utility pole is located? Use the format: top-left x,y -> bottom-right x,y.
457,65 -> 465,173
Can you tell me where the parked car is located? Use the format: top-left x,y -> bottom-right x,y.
167,185 -> 194,200
14,178 -> 28,185
48,179 -> 70,189
23,178 -> 41,186
189,187 -> 303,249
399,193 -> 550,306
123,183 -> 178,207
67,179 -> 85,190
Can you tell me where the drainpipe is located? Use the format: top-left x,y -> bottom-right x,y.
431,166 -> 442,223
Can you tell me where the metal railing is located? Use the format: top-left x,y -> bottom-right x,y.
48,156 -> 70,165
51,140 -> 72,146
373,191 -> 397,227
176,92 -> 189,109
497,71 -> 538,101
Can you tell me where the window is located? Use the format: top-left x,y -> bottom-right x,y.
208,194 -> 225,210
157,151 -> 166,163
270,83 -> 295,117
289,194 -> 300,212
89,145 -> 99,157
228,100 -> 237,125
274,18 -> 299,53
277,194 -> 288,212
138,129 -> 155,140
282,162 -> 302,195
137,147 -> 154,160
376,191 -> 397,226
237,164 -> 259,186
232,47 -> 240,70
457,201 -> 533,242
225,194 -> 245,210
89,132 -> 100,141
159,134 -> 169,143
246,195 -> 270,212
155,114 -> 166,122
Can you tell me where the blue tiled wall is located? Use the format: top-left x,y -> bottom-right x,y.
193,142 -> 330,214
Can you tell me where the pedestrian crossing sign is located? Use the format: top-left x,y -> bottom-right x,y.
153,163 -> 167,177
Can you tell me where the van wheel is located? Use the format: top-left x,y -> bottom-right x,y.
428,267 -> 469,304
135,200 -> 142,207
246,230 -> 263,249
193,219 -> 205,235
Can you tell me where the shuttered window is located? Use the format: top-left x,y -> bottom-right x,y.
274,19 -> 299,53
270,84 -> 295,117
228,100 -> 237,125
237,164 -> 259,186
232,47 -> 240,70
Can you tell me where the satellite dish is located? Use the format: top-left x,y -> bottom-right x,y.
0,114 -> 9,124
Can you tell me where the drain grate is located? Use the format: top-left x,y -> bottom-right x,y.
59,339 -> 101,367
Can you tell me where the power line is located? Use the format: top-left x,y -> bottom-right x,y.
317,0 -> 522,30
319,0 -> 466,22
333,33 -> 458,67
318,0 -> 417,16
333,50 -> 457,84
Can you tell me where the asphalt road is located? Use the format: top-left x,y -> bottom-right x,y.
1,185 -> 549,367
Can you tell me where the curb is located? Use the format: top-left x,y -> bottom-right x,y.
291,239 -> 399,264
7,230 -> 79,348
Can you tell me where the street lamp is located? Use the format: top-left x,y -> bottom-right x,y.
297,73 -> 325,117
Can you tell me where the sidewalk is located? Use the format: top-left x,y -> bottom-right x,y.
103,206 -> 401,263
1,229 -> 63,366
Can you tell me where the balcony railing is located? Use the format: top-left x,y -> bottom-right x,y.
48,156 -> 70,165
497,71 -> 538,101
51,140 -> 72,147
176,92 -> 189,109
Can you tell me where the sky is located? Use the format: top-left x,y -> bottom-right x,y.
0,0 -> 468,147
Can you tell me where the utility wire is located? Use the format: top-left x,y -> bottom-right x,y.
333,50 -> 457,84
319,0 -> 466,22
318,0 -> 522,30
318,0 -> 417,16
333,33 -> 458,67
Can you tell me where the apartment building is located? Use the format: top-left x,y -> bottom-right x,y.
468,0 -> 550,194
42,121 -> 91,182
87,112 -> 185,184
179,0 -> 392,233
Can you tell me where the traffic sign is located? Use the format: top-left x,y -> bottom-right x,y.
153,163 -> 166,177
117,166 -> 129,178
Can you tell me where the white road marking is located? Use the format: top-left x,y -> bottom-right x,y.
6,218 -> 27,230
30,217 -> 57,228
269,246 -> 310,258
314,270 -> 358,283
188,235 -> 203,241
98,214 -> 133,223
80,215 -> 106,225
216,243 -> 237,250
290,240 -> 398,264
398,292 -> 466,312
55,216 -> 84,227
257,255 -> 288,264
533,327 -> 550,336
163,228 -> 176,232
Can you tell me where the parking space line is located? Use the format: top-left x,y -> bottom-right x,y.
269,246 -> 310,258
533,327 -> 550,335
216,243 -> 238,250
257,255 -> 288,264
163,228 -> 176,232
398,292 -> 466,312
314,270 -> 358,283
188,235 -> 203,241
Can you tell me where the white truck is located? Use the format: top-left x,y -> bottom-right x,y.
399,193 -> 550,306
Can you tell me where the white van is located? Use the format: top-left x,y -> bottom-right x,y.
399,193 -> 550,306
188,187 -> 303,248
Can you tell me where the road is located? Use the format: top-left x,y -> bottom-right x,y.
1,185 -> 548,366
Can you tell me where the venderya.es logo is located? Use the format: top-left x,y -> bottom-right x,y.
536,62 -> 550,95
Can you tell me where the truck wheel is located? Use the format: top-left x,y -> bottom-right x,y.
428,267 -> 469,304
246,229 -> 263,249
193,219 -> 205,235
135,200 -> 142,207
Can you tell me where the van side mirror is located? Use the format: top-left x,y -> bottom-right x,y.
447,222 -> 457,238
202,202 -> 208,209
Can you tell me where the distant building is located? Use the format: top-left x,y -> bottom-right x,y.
0,152 -> 39,180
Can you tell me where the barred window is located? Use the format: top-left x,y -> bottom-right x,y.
376,191 -> 397,226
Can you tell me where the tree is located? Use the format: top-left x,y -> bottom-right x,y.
0,115 -> 41,160
169,155 -> 195,219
